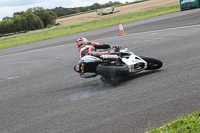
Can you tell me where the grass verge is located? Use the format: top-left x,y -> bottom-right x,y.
147,111 -> 200,133
0,4 -> 180,50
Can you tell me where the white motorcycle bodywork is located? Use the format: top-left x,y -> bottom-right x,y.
81,48 -> 147,74
119,48 -> 147,73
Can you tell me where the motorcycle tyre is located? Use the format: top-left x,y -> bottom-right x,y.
142,57 -> 163,70
96,63 -> 129,78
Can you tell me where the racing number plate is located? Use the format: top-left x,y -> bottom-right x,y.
130,65 -> 135,72
130,63 -> 145,72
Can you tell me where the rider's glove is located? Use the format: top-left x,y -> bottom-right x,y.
112,45 -> 121,52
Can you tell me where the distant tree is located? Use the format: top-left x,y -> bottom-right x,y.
28,7 -> 57,28
0,7 -> 56,34
2,16 -> 12,20
24,12 -> 44,30
12,11 -> 44,31
51,7 -> 65,17
12,14 -> 28,32
78,7 -> 87,12
0,19 -> 14,34
90,3 -> 101,10
14,11 -> 25,16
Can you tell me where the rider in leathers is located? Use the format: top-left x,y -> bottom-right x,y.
75,37 -> 120,77
76,37 -> 115,58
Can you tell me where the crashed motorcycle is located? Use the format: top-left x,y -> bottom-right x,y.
74,47 -> 162,84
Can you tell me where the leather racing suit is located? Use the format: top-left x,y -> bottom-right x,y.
79,41 -> 112,58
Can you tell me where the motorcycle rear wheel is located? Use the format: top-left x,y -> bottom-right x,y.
96,63 -> 129,78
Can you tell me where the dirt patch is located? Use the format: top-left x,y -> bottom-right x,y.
56,0 -> 179,26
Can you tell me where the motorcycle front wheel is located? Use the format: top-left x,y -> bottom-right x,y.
141,57 -> 163,70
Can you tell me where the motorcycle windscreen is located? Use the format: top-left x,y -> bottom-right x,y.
74,62 -> 83,73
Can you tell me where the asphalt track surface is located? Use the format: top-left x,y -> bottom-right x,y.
0,8 -> 200,133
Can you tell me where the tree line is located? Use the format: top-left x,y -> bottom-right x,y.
50,1 -> 122,17
0,1 -> 122,35
0,7 -> 56,34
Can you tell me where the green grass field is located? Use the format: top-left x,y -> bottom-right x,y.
0,4 -> 180,50
147,111 -> 200,133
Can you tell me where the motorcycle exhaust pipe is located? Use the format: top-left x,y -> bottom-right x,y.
100,54 -> 118,59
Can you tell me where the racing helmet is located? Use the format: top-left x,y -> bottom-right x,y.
76,37 -> 88,48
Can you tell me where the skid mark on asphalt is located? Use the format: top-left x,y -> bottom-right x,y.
0,76 -> 19,81
69,91 -> 92,101
57,71 -> 162,103
6,76 -> 19,80
69,81 -> 113,102
56,80 -> 114,103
